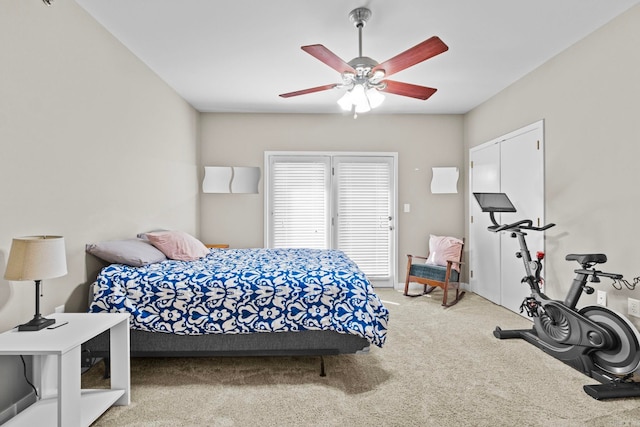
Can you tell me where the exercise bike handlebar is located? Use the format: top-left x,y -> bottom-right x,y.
574,269 -> 623,280
487,216 -> 556,233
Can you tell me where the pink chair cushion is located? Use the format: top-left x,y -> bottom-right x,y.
426,235 -> 463,272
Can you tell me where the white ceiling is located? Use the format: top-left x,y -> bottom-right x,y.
75,0 -> 639,115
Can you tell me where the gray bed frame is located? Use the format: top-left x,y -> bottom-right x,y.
82,328 -> 370,376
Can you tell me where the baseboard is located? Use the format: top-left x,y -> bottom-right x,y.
0,391 -> 37,425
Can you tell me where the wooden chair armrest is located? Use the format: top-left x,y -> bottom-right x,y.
407,254 -> 429,261
446,259 -> 464,266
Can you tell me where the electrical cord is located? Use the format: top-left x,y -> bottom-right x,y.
19,355 -> 38,400
611,276 -> 639,291
19,351 -> 100,401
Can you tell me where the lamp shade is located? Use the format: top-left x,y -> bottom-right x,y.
367,88 -> 385,109
4,236 -> 67,281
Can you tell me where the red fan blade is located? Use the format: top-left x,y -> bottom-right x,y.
380,80 -> 437,100
301,44 -> 356,74
279,83 -> 339,98
373,36 -> 448,78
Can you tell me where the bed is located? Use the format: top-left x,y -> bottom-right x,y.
83,243 -> 389,375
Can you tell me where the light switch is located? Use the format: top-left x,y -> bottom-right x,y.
404,203 -> 410,213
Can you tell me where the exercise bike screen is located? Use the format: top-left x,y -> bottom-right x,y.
473,193 -> 517,213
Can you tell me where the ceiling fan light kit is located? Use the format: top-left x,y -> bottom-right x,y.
279,7 -> 448,118
337,84 -> 385,114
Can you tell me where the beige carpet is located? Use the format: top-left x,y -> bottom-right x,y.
82,289 -> 640,426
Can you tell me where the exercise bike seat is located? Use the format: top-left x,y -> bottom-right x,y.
565,253 -> 607,265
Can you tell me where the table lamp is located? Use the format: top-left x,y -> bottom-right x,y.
4,236 -> 67,331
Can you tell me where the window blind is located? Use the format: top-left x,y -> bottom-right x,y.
335,161 -> 391,277
271,160 -> 329,249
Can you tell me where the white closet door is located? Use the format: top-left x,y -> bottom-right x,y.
469,121 -> 544,314
469,142 -> 501,304
499,128 -> 545,313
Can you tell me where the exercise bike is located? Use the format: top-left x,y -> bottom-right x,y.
473,192 -> 640,399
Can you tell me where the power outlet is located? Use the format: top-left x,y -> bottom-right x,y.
596,290 -> 607,306
628,298 -> 640,318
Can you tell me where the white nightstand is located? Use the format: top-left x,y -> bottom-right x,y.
0,313 -> 130,427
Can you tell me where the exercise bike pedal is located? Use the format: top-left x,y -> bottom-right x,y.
583,382 -> 640,400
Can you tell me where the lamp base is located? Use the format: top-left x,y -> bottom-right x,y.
18,315 -> 55,331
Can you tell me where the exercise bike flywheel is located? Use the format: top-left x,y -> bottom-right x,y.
579,306 -> 640,375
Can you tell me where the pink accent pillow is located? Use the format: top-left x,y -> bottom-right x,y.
144,231 -> 209,261
426,235 -> 463,272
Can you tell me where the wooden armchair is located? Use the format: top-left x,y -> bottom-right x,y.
404,236 -> 465,307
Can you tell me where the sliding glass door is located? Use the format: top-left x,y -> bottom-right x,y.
266,152 -> 396,287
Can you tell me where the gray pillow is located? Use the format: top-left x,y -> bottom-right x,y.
137,229 -> 168,239
86,238 -> 167,267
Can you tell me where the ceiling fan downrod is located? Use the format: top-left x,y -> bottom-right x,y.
349,7 -> 371,59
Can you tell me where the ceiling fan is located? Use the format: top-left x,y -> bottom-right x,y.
279,7 -> 448,116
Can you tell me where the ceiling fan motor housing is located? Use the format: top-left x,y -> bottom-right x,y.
347,56 -> 379,78
345,56 -> 385,90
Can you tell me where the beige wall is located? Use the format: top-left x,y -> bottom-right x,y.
200,113 -> 465,284
0,3 -> 199,329
464,5 -> 640,324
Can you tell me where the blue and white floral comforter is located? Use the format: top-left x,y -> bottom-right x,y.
89,248 -> 388,347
